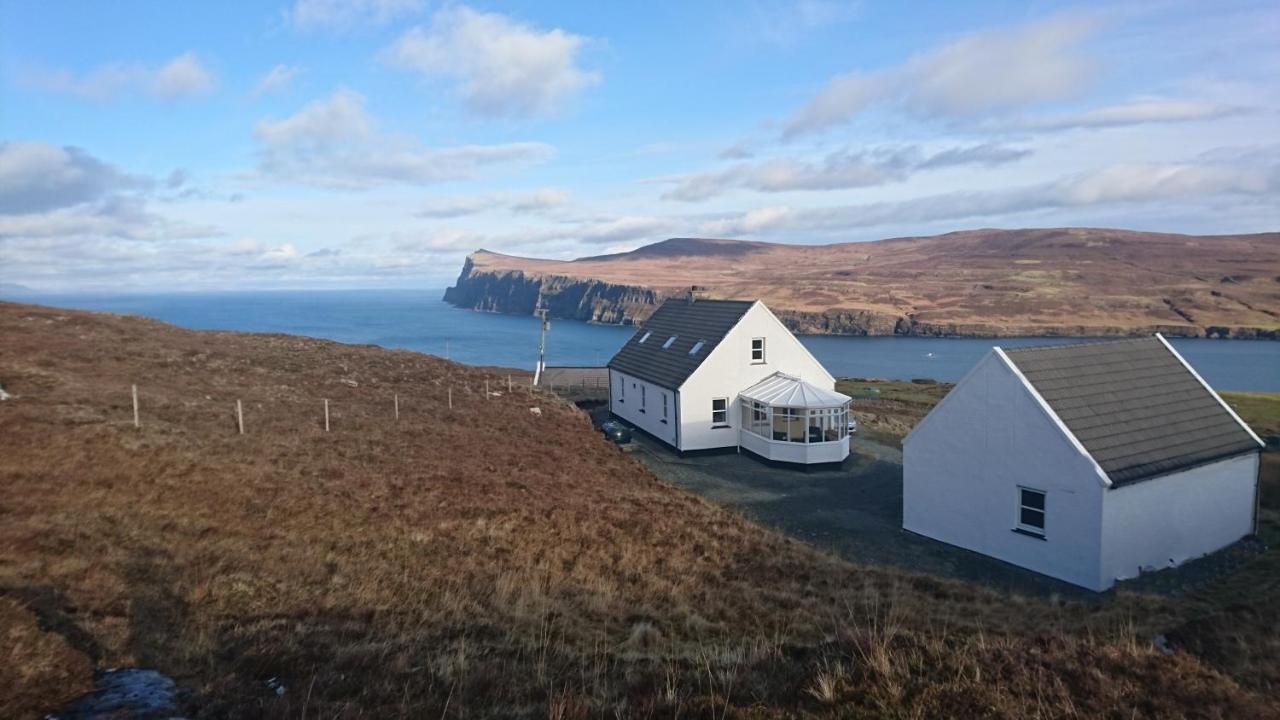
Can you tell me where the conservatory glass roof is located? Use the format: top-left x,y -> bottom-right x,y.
739,373 -> 851,408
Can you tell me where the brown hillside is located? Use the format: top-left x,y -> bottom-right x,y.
453,228 -> 1280,338
1,301 -> 1277,718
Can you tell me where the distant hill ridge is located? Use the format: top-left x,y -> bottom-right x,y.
446,228 -> 1280,339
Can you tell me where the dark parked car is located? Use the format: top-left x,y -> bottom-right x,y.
599,420 -> 633,445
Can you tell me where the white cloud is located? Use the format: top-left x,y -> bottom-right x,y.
0,141 -> 148,214
663,143 -> 1030,201
416,188 -> 570,218
784,15 -> 1097,137
252,64 -> 302,97
699,157 -> 1278,237
0,141 -> 219,241
149,52 -> 216,99
384,6 -> 600,118
251,89 -> 555,188
287,0 -> 423,30
995,99 -> 1246,132
21,52 -> 216,102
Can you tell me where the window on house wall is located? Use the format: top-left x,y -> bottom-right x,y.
711,397 -> 728,426
662,335 -> 677,349
662,393 -> 668,423
618,375 -> 625,402
751,337 -> 765,363
1018,487 -> 1046,536
689,339 -> 705,355
638,331 -> 651,344
640,385 -> 646,412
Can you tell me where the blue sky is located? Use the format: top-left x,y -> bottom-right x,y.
1,0 -> 1277,290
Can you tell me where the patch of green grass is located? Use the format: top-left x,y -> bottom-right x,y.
836,379 -> 950,408
1222,392 -> 1280,438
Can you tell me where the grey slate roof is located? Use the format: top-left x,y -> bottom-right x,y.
1003,337 -> 1261,486
608,299 -> 754,389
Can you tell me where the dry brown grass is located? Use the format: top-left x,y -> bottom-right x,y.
1,301 -> 1276,718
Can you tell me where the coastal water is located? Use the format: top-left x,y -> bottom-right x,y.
6,289 -> 1277,391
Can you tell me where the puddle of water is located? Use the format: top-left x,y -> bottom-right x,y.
49,667 -> 186,719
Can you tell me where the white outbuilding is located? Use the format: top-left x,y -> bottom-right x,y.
903,335 -> 1264,591
607,296 -> 850,465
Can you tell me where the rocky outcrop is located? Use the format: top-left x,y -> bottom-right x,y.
444,255 -> 1278,339
443,256 -> 663,325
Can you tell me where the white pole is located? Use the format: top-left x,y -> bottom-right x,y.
236,399 -> 244,435
324,399 -> 330,432
448,388 -> 453,409
131,384 -> 139,428
508,375 -> 512,393
485,379 -> 490,400
394,393 -> 400,420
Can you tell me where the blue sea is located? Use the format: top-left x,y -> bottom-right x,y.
5,289 -> 1278,391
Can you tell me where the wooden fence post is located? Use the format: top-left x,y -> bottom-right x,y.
324,399 -> 330,432
131,384 -> 139,428
236,399 -> 244,435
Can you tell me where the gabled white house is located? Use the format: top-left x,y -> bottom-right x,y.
607,296 -> 851,465
903,335 -> 1264,591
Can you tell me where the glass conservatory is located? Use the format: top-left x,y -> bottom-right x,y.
738,372 -> 852,465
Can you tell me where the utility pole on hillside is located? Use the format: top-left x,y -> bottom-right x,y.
533,301 -> 550,386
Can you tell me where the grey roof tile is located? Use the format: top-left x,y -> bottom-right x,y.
1004,337 -> 1261,486
607,299 -> 754,389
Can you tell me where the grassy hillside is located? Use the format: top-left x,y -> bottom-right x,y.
453,229 -> 1280,338
2,302 -> 1277,718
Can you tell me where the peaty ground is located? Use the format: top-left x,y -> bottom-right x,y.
1,301 -> 1277,718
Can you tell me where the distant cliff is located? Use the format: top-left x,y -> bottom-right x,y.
443,254 -> 662,325
443,231 -> 1280,339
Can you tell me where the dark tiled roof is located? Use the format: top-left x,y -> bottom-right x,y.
1004,337 -> 1261,486
608,299 -> 754,389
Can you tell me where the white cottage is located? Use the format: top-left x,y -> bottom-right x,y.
903,335 -> 1264,591
608,297 -> 851,465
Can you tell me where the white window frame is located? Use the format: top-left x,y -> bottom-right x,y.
1016,486 -> 1046,537
751,337 -> 766,364
711,397 -> 729,427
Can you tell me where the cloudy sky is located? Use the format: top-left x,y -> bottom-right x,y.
1,0 -> 1277,291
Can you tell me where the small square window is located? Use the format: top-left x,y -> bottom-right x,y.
1018,487 -> 1046,534
751,337 -> 765,363
711,397 -> 728,426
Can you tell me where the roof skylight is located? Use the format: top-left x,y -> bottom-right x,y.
638,331 -> 652,344
662,335 -> 677,349
689,340 -> 705,355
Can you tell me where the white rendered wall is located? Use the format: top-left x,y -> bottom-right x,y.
678,302 -> 835,452
739,430 -> 849,464
1099,452 -> 1258,585
609,369 -> 678,447
902,351 -> 1108,591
